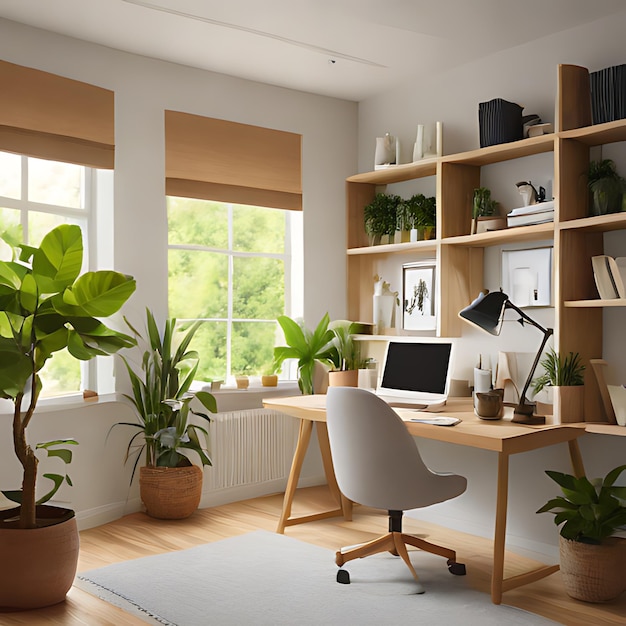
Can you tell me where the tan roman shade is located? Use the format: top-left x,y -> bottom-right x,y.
0,60 -> 114,169
165,110 -> 302,210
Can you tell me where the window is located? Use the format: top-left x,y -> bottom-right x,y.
0,150 -> 98,397
167,196 -> 302,383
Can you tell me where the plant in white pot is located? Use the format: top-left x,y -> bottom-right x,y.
116,309 -> 217,519
532,349 -> 585,423
0,224 -> 136,609
536,465 -> 626,602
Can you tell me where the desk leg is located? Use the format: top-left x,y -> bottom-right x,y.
277,419 -> 313,534
568,439 -> 585,478
491,452 -> 509,605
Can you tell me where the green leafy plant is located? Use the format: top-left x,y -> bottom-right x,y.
536,466 -> 626,544
532,349 -> 585,395
399,194 -> 436,238
588,159 -> 625,216
273,313 -> 336,394
472,187 -> 498,218
116,309 -> 217,479
364,193 -> 401,243
328,320 -> 365,372
0,224 -> 136,529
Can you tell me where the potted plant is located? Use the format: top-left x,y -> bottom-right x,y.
471,187 -> 499,234
415,194 -> 437,240
536,465 -> 626,602
532,349 -> 585,423
588,159 -> 626,216
273,313 -> 336,395
0,224 -> 136,609
363,193 -> 401,245
261,361 -> 280,387
327,320 -> 364,387
117,309 -> 217,520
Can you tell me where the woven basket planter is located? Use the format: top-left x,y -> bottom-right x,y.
559,536 -> 626,602
140,465 -> 203,520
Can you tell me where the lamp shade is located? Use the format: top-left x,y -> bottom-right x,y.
458,291 -> 509,336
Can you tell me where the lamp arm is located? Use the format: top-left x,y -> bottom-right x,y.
504,300 -> 550,335
517,326 -> 554,412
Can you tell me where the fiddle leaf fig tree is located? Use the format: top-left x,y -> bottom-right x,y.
0,224 -> 136,529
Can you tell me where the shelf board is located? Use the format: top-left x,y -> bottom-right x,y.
559,118 -> 626,146
558,212 -> 626,233
347,239 -> 438,256
441,222 -> 554,247
347,158 -> 437,184
585,423 -> 626,436
564,298 -> 626,307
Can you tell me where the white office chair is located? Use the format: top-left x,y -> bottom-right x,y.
326,386 -> 467,593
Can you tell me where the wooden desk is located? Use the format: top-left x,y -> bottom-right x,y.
262,394 -> 586,605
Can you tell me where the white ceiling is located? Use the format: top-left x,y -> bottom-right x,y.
1,0 -> 625,101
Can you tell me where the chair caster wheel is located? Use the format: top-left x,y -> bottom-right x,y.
337,569 -> 350,584
447,560 -> 466,576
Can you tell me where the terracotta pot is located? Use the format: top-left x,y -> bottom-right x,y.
140,464 -> 203,519
553,386 -> 584,423
327,370 -> 359,387
0,505 -> 79,609
262,374 -> 278,387
559,535 -> 626,602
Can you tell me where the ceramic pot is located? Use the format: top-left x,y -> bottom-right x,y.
262,374 -> 278,387
0,505 -> 79,609
553,386 -> 584,423
140,465 -> 203,519
235,375 -> 249,389
327,370 -> 359,387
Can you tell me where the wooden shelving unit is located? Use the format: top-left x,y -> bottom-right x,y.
345,64 -> 626,421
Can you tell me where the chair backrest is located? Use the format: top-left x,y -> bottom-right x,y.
326,387 -> 466,512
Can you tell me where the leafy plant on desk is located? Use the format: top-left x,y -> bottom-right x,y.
531,349 -> 585,394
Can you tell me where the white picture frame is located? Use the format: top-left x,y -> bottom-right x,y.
402,261 -> 436,330
501,246 -> 552,307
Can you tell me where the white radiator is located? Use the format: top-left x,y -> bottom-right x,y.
205,408 -> 299,490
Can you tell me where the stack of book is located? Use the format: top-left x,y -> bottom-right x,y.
592,255 -> 626,299
506,200 -> 555,227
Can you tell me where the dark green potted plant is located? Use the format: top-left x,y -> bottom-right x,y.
364,193 -> 401,245
471,187 -> 498,234
536,465 -> 626,602
588,159 -> 626,216
273,313 -> 336,394
0,224 -> 136,609
532,349 -> 585,423
116,308 -> 217,519
416,194 -> 437,240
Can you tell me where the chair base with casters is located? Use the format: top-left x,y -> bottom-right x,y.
334,509 -> 466,592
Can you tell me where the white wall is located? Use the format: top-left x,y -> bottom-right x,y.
0,18 -> 356,528
357,11 -> 626,559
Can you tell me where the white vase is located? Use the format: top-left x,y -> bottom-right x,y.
373,294 -> 394,334
412,124 -> 424,161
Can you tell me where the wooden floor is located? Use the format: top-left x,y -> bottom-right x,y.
2,485 -> 625,625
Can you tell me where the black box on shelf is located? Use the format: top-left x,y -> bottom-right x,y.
590,64 -> 626,125
478,98 -> 524,147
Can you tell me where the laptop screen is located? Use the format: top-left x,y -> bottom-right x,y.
378,341 -> 453,402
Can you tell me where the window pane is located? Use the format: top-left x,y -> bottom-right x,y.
168,197 -> 228,249
232,204 -> 285,253
191,322 -> 227,382
28,158 -> 83,208
233,256 -> 284,319
0,207 -> 21,248
168,249 -> 228,318
231,321 -> 278,376
28,212 -> 69,247
39,348 -> 81,397
0,152 -> 21,199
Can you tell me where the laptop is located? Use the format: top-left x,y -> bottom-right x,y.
375,341 -> 454,410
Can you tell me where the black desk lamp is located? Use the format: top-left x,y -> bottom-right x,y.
459,290 -> 553,425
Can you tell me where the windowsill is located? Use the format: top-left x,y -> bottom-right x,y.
194,380 -> 301,412
0,392 -> 124,416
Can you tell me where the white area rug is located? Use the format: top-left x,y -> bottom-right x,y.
77,530 -> 558,625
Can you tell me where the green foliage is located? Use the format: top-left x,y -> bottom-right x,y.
116,309 -> 217,479
400,194 -> 436,231
328,320 -> 365,371
532,349 -> 585,395
536,466 -> 626,544
273,314 -> 336,394
588,159 -> 625,216
364,193 -> 401,239
472,187 -> 498,218
0,224 -> 136,528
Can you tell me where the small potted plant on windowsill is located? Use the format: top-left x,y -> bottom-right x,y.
532,349 -> 585,423
536,465 -> 626,602
261,362 -> 280,387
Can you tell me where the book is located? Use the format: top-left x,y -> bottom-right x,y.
508,200 -> 555,217
507,209 -> 554,227
592,255 -> 626,299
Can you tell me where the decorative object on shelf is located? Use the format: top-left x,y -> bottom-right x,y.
459,290 -> 553,425
402,261 -> 436,331
607,385 -> 626,426
501,246 -> 552,307
591,255 -> 626,299
373,275 -> 399,335
536,465 -> 626,603
506,199 -> 554,227
363,192 -> 401,245
515,180 -> 546,206
412,124 -> 424,161
411,121 -> 443,161
588,159 -> 625,216
273,313 -> 335,395
590,63 -> 626,125
478,98 -> 523,148
400,193 -> 436,241
531,349 -> 585,424
471,187 -> 499,234
374,132 -> 399,169
0,224 -> 136,609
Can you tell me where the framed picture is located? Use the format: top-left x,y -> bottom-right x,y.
501,246 -> 552,307
402,261 -> 436,330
